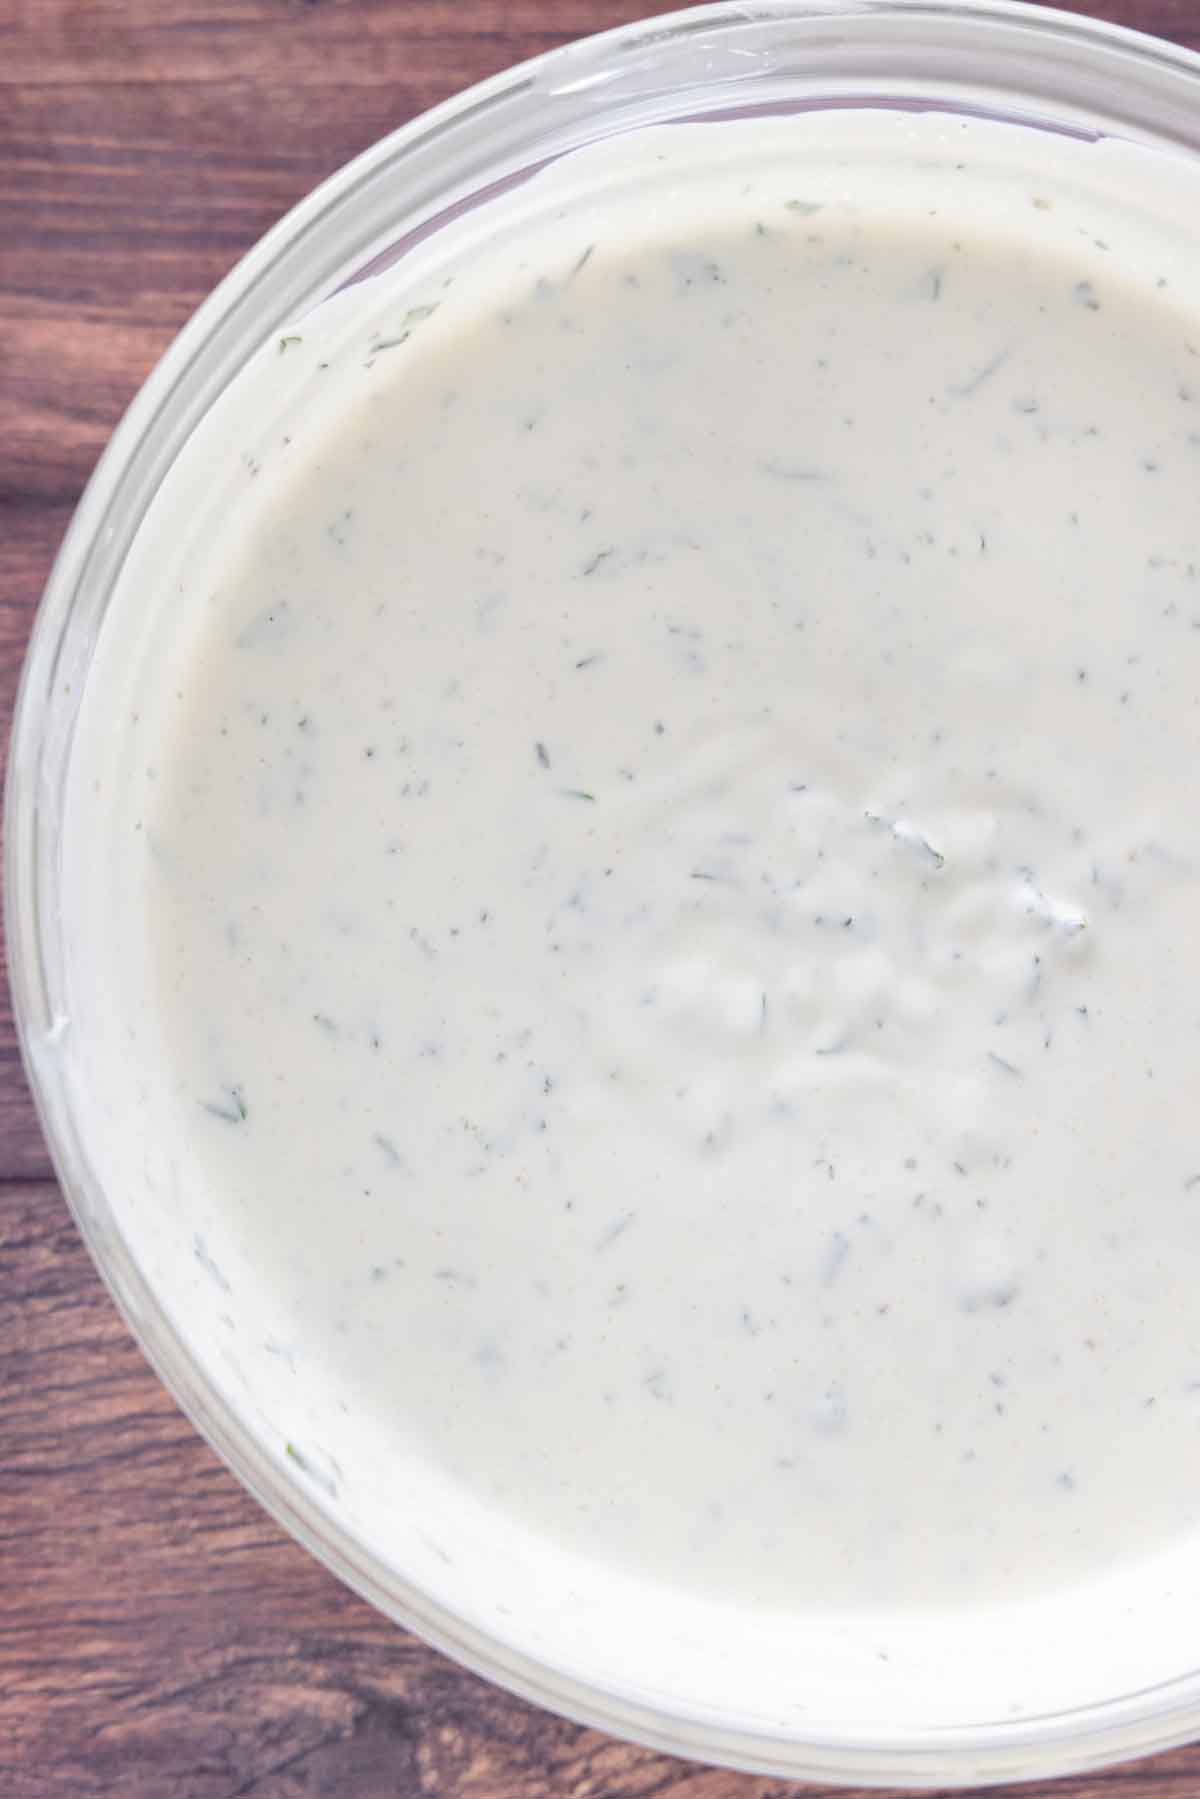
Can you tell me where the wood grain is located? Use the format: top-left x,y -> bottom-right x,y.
7,2 -> 1200,1794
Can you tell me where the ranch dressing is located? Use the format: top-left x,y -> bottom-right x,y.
58,110 -> 1200,1732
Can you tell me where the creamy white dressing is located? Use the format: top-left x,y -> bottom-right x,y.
59,111 -> 1200,1731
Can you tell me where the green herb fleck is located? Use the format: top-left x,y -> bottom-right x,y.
285,1440 -> 339,1497
373,1132 -> 408,1172
202,1085 -> 247,1123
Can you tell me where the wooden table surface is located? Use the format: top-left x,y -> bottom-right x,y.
7,2 -> 1200,1793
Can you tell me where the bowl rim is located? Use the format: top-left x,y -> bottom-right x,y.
11,1 -> 1200,1784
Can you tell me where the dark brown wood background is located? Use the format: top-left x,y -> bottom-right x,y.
6,2 -> 1200,1793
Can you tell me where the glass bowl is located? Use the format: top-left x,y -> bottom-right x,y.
12,1 -> 1200,1785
